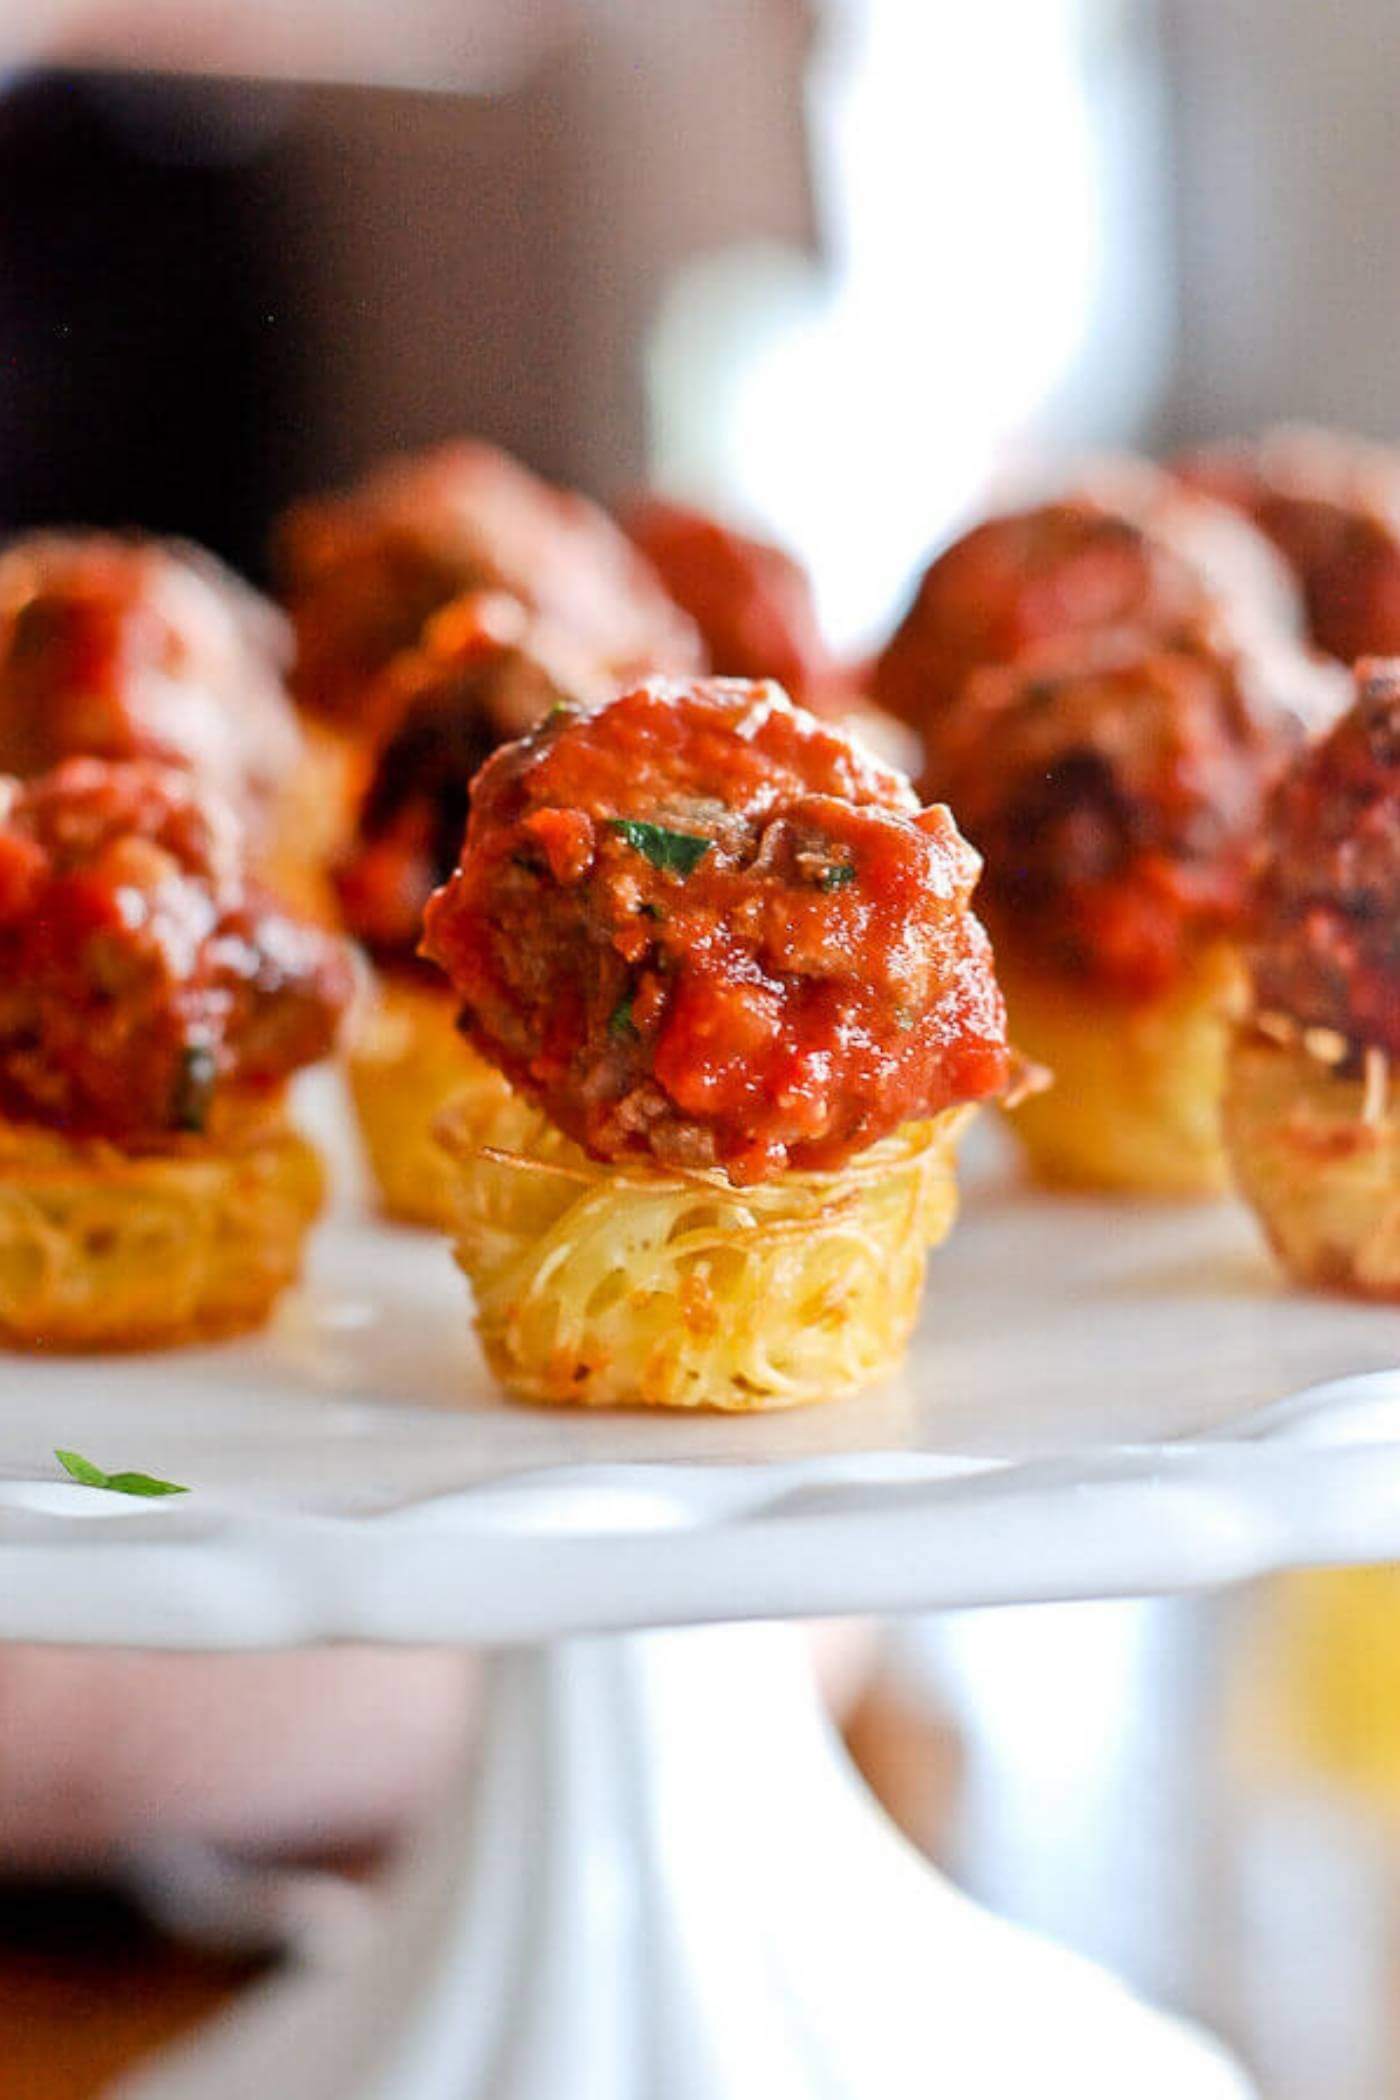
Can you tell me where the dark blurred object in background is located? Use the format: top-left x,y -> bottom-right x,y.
0,9 -> 816,582
0,72 -> 306,576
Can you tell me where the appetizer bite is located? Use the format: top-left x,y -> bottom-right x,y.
277,439 -> 702,732
874,467 -> 1300,745
0,760 -> 352,1349
421,675 -> 1012,1410
923,622 -> 1346,1195
1176,427 -> 1400,664
337,593 -> 611,1226
1225,661 -> 1399,1295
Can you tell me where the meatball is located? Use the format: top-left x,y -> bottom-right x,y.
623,497 -> 837,705
1248,658 -> 1400,1059
874,469 -> 1301,735
422,677 -> 1010,1183
922,622 -> 1347,999
277,440 -> 703,725
0,760 -> 352,1145
336,592 -> 612,965
1175,427 -> 1400,664
0,532 -> 301,836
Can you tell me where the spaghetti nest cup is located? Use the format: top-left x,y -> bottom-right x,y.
0,759 -> 352,1349
422,676 -> 1013,1410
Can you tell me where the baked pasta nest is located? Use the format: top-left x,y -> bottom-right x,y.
1226,1028 -> 1399,1300
436,1084 -> 971,1411
994,939 -> 1244,1197
347,974 -> 505,1230
0,1098 -> 324,1351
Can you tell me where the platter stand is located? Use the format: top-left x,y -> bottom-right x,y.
3,1102 -> 1396,2099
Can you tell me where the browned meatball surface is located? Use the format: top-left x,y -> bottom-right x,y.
923,622 -> 1347,999
874,469 -> 1300,737
624,497 -> 837,705
0,760 -> 352,1146
336,592 -> 611,966
1248,658 -> 1400,1059
1176,428 -> 1400,664
0,532 -> 301,837
422,676 -> 1011,1184
277,440 -> 703,726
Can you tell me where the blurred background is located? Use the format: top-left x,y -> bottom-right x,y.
2,2 -> 1400,2096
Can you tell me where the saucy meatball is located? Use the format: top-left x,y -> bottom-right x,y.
923,623 -> 1347,1000
422,677 -> 1010,1183
874,471 -> 1300,734
277,440 -> 703,726
624,497 -> 837,705
0,760 -> 352,1146
1249,658 -> 1400,1060
0,532 -> 301,836
336,592 -> 612,966
1175,427 -> 1400,665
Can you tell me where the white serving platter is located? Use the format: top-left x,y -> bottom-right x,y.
0,1078 -> 1394,1649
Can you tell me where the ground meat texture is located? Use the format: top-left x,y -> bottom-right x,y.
0,760 -> 352,1145
0,532 -> 301,838
1175,429 -> 1400,664
421,677 -> 1011,1183
335,593 -> 612,967
874,471 -> 1302,739
276,440 -> 704,726
623,498 -> 837,706
922,623 -> 1345,1000
874,498 -> 1223,732
1248,659 -> 1400,1058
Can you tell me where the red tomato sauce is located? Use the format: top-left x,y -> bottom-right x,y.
0,760 -> 351,1146
422,677 -> 1010,1182
1249,659 -> 1400,1058
624,498 -> 836,706
278,441 -> 702,727
0,531 -> 299,837
1176,431 -> 1400,664
922,623 -> 1345,1000
335,593 -> 609,968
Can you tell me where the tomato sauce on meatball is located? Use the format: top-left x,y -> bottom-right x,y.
624,497 -> 837,707
1248,659 -> 1400,1059
277,441 -> 703,727
422,677 -> 1010,1183
922,623 -> 1347,1000
875,472 -> 1300,737
1175,428 -> 1400,665
336,592 -> 611,967
0,760 -> 352,1146
0,532 -> 300,837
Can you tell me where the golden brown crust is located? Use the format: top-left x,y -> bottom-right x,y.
1225,1031 -> 1400,1299
0,1094 -> 324,1350
436,1083 -> 971,1410
993,937 -> 1244,1197
346,973 -> 509,1230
